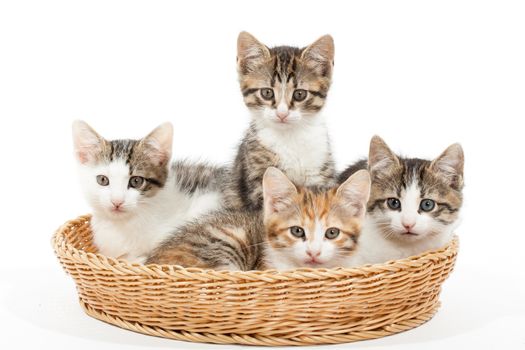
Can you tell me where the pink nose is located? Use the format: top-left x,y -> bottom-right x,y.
306,250 -> 321,258
112,200 -> 124,209
276,111 -> 289,121
403,222 -> 415,230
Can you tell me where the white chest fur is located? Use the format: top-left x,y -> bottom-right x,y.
256,120 -> 331,186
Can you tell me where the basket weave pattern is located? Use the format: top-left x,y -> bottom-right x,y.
52,215 -> 458,346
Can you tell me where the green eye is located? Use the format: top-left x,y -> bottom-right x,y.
260,88 -> 274,100
292,89 -> 307,102
96,175 -> 109,186
325,227 -> 340,239
129,176 -> 145,189
387,198 -> 401,210
420,199 -> 435,212
290,226 -> 305,238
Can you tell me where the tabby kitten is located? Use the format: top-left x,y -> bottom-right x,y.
73,121 -> 225,263
339,136 -> 464,265
222,32 -> 337,211
146,167 -> 371,271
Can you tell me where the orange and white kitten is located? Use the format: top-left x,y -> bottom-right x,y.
147,167 -> 371,271
263,167 -> 370,270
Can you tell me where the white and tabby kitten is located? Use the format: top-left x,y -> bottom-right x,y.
72,121 -> 225,263
223,32 -> 337,211
339,136 -> 464,265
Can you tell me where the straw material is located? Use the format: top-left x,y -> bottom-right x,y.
52,215 -> 458,346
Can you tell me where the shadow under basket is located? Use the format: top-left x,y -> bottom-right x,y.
52,215 -> 458,346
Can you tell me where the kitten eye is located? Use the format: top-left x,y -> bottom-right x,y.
420,199 -> 436,212
386,198 -> 401,210
325,227 -> 340,239
290,226 -> 305,238
292,89 -> 307,102
260,88 -> 274,100
129,176 -> 145,189
96,175 -> 109,186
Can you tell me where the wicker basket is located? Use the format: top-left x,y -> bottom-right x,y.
52,215 -> 458,346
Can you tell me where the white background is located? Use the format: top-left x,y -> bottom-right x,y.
1,0 -> 524,349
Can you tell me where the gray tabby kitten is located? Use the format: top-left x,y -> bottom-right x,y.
222,32 -> 337,211
73,120 -> 226,263
339,136 -> 464,265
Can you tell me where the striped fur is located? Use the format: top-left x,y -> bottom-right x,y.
145,210 -> 266,270
147,168 -> 371,271
223,32 -> 337,211
339,136 -> 464,265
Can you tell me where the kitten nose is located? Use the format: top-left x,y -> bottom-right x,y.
111,200 -> 124,208
402,222 -> 415,230
306,250 -> 321,258
276,110 -> 289,121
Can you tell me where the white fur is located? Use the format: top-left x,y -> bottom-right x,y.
78,161 -> 222,263
254,111 -> 331,187
349,181 -> 460,266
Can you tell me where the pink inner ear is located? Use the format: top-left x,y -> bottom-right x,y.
77,151 -> 89,164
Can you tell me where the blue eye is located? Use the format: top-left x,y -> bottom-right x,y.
420,199 -> 435,212
386,198 -> 401,210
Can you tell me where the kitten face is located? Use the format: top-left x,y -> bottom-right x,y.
366,136 -> 464,243
263,167 -> 370,269
72,121 -> 173,220
237,32 -> 334,128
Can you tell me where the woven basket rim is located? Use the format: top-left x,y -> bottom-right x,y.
52,214 -> 459,280
52,214 -> 459,346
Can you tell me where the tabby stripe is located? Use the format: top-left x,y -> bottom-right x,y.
109,142 -> 114,161
368,199 -> 385,212
216,227 -> 249,269
147,178 -> 163,187
126,144 -> 134,167
309,90 -> 327,98
437,202 -> 458,213
197,237 -> 245,268
242,88 -> 259,97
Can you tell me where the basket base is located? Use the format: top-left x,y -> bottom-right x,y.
80,300 -> 440,346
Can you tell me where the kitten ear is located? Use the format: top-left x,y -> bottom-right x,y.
335,170 -> 371,219
301,34 -> 334,76
263,167 -> 298,216
430,143 -> 464,190
141,122 -> 173,167
368,135 -> 400,174
72,120 -> 106,164
237,31 -> 270,72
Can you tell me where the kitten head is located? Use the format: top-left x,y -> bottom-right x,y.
366,135 -> 464,243
237,32 -> 334,128
262,167 -> 370,269
72,120 -> 173,219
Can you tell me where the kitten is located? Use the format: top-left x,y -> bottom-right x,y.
146,167 -> 370,271
339,136 -> 464,265
222,32 -> 337,211
72,121 -> 225,263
